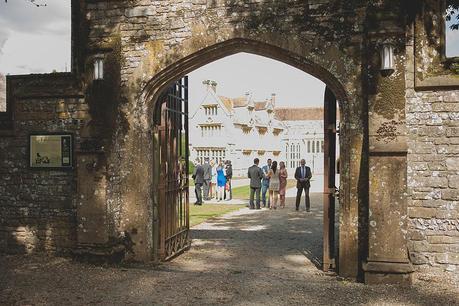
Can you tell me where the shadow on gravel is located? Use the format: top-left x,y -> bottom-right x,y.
190,193 -> 325,270
2,192 -> 459,305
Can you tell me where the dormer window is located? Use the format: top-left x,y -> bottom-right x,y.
200,123 -> 222,137
204,105 -> 218,116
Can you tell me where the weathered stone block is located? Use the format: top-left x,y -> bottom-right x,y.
408,207 -> 437,218
436,209 -> 459,219
410,199 -> 446,208
446,158 -> 459,170
429,177 -> 448,188
437,145 -> 459,154
435,253 -> 459,265
427,162 -> 447,171
448,175 -> 459,189
443,95 -> 459,103
408,229 -> 426,241
446,127 -> 459,137
408,240 -> 429,252
432,103 -> 459,112
423,154 -> 445,162
409,252 -> 429,265
418,126 -> 445,137
428,235 -> 459,244
442,190 -> 459,201
413,143 -> 435,154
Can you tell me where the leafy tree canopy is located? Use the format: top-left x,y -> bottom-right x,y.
446,0 -> 459,30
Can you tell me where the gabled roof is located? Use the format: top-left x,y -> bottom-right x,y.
219,96 -> 248,108
217,96 -> 231,110
219,96 -> 273,111
190,88 -> 232,119
274,107 -> 325,121
254,101 -> 267,111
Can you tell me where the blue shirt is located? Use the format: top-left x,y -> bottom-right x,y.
261,165 -> 270,186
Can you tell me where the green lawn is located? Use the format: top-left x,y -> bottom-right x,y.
190,204 -> 245,227
231,179 -> 299,199
231,185 -> 251,199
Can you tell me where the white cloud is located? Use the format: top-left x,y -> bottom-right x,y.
0,26 -> 9,55
446,30 -> 459,57
0,31 -> 70,74
0,0 -> 71,74
446,14 -> 459,57
0,0 -> 70,34
188,53 -> 326,110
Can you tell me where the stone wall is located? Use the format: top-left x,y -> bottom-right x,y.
405,1 -> 459,273
406,89 -> 459,273
82,0 -> 367,267
0,74 -> 85,254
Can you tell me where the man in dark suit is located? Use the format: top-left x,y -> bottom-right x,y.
192,159 -> 205,205
248,158 -> 264,209
224,160 -> 233,201
294,159 -> 312,212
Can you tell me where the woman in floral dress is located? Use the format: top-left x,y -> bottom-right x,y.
278,161 -> 288,208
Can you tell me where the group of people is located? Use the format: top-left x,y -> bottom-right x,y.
193,156 -> 312,211
192,157 -> 233,205
248,158 -> 312,211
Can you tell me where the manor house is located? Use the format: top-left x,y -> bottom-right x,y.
189,80 -> 331,176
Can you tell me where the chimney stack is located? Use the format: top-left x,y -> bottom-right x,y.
246,92 -> 254,110
210,81 -> 217,93
203,80 -> 218,93
202,80 -> 210,91
271,93 -> 276,106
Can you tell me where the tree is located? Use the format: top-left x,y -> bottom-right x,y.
188,160 -> 195,175
446,1 -> 459,30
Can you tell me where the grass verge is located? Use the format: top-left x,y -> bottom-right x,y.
190,204 -> 245,227
231,179 -> 299,199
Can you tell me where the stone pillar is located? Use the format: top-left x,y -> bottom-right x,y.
363,27 -> 414,284
76,152 -> 108,246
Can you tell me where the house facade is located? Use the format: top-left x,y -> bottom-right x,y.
189,81 -> 332,176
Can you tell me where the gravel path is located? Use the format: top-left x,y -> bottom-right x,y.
1,194 -> 458,305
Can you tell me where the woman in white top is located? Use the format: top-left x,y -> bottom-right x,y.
267,161 -> 280,210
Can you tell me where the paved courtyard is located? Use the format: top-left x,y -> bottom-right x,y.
1,194 -> 458,305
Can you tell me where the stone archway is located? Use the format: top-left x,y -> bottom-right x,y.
139,38 -> 363,279
3,0 -> 448,286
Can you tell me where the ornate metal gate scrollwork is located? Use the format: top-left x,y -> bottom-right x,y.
153,77 -> 190,261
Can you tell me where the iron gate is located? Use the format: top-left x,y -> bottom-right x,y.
323,86 -> 337,271
153,77 -> 190,261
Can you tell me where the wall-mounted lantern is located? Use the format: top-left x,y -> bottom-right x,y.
380,43 -> 395,71
94,56 -> 104,80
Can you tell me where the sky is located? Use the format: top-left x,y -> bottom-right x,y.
188,53 -> 325,109
0,0 -> 71,74
446,11 -> 459,58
